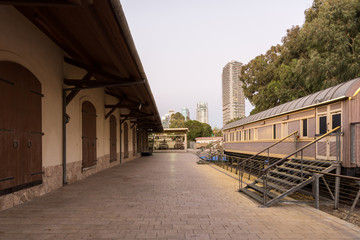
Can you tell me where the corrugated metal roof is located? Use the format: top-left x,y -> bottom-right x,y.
223,78 -> 360,130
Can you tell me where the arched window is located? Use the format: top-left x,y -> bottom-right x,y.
109,115 -> 117,162
123,122 -> 129,159
133,127 -> 136,156
82,101 -> 97,168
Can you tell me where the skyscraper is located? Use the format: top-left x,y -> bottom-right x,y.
196,102 -> 208,124
222,60 -> 245,126
181,107 -> 190,120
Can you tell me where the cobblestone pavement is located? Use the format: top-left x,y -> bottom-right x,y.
1,153 -> 360,239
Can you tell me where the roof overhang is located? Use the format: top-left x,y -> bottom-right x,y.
5,0 -> 163,132
222,96 -> 348,131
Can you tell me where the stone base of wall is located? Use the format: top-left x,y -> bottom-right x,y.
121,151 -> 139,163
0,164 -> 63,211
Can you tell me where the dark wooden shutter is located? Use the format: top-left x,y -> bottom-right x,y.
82,101 -> 97,168
133,128 -> 136,156
123,122 -> 128,159
0,62 -> 42,191
109,115 -> 116,162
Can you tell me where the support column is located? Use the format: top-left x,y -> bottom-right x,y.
314,175 -> 320,209
334,165 -> 341,209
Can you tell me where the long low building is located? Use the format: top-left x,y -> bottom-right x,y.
0,0 -> 162,210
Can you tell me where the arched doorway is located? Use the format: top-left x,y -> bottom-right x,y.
123,122 -> 129,159
109,115 -> 117,162
0,61 -> 42,191
82,101 -> 97,168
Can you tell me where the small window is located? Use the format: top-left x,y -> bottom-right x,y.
239,131 -> 241,141
319,116 -> 327,134
332,113 -> 341,129
273,124 -> 276,139
249,129 -> 252,140
244,130 -> 247,140
302,119 -> 308,137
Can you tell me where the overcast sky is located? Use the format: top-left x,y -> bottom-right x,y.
121,0 -> 314,129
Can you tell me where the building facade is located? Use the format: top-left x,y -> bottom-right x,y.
181,107 -> 190,120
222,60 -> 245,126
0,1 -> 162,211
196,102 -> 208,124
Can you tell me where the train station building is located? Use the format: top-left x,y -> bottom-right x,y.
0,0 -> 162,210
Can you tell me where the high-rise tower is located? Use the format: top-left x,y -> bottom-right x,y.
196,102 -> 208,124
222,60 -> 245,126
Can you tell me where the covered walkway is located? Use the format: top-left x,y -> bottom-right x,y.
1,153 -> 360,239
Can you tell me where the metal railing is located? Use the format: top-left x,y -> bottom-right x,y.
261,126 -> 341,206
238,131 -> 299,188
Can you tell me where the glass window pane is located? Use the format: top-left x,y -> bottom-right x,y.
303,119 -> 308,137
319,116 -> 327,134
332,114 -> 341,129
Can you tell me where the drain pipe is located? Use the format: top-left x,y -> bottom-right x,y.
120,120 -> 122,164
62,89 -> 68,185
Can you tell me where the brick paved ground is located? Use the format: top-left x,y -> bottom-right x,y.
1,153 -> 360,239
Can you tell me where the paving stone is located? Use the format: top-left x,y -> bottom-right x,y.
0,153 -> 360,239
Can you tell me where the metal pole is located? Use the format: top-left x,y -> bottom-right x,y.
335,165 -> 340,209
315,175 -> 320,209
263,171 -> 268,205
301,150 -> 304,181
62,90 -> 68,185
345,181 -> 360,221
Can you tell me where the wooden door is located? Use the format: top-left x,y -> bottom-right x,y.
316,110 -> 341,161
0,62 -> 42,191
123,122 -> 128,159
109,115 -> 117,162
82,101 -> 97,168
133,128 -> 136,156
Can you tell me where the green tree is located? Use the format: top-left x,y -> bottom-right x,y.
202,123 -> 212,137
185,120 -> 212,141
240,0 -> 360,114
212,127 -> 222,137
169,112 -> 185,128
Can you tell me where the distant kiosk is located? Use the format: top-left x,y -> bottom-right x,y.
151,128 -> 189,153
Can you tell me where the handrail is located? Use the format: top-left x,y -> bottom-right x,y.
263,126 -> 341,173
240,130 -> 298,166
306,169 -> 360,181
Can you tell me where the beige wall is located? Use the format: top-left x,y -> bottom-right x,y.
0,6 -> 141,210
0,6 -> 63,167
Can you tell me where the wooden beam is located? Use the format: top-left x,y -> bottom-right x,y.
105,98 -> 125,120
64,57 -> 138,83
0,0 -> 93,5
105,104 -> 140,109
64,80 -> 145,91
121,114 -> 155,119
64,79 -> 117,86
65,72 -> 92,106
120,116 -> 130,125
105,91 -> 144,106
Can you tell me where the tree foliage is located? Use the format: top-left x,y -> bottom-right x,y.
185,120 -> 212,141
169,112 -> 186,128
241,0 -> 360,114
212,127 -> 222,137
